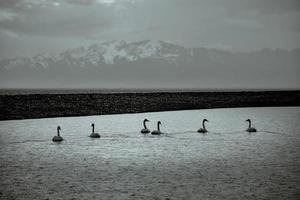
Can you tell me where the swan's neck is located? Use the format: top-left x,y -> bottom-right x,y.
92,125 -> 95,133
202,121 -> 206,129
248,121 -> 251,128
157,123 -> 161,131
143,121 -> 148,129
57,128 -> 60,136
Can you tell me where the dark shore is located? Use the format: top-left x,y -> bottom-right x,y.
0,90 -> 300,121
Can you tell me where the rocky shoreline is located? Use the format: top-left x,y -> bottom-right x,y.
0,91 -> 299,121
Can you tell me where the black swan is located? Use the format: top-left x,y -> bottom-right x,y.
197,119 -> 208,133
151,121 -> 163,135
246,119 -> 257,132
52,126 -> 63,142
89,123 -> 101,138
141,118 -> 151,134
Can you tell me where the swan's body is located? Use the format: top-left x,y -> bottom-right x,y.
151,121 -> 163,135
52,126 -> 63,142
197,119 -> 208,133
141,119 -> 150,134
246,119 -> 257,132
90,123 -> 101,138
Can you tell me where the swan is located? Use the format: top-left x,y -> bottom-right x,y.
197,119 -> 208,133
141,119 -> 150,134
151,121 -> 163,135
52,126 -> 63,142
246,119 -> 257,132
89,123 -> 101,138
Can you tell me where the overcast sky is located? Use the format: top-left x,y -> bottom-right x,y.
0,0 -> 299,59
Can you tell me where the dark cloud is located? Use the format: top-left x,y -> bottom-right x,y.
63,0 -> 98,6
0,0 -> 20,8
0,2 -> 114,37
246,0 -> 300,14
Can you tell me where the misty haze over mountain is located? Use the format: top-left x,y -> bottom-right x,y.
0,40 -> 299,89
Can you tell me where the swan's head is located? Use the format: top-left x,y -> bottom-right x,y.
144,119 -> 150,122
158,121 -> 161,125
203,119 -> 209,123
57,126 -> 61,131
91,123 -> 95,127
246,119 -> 251,122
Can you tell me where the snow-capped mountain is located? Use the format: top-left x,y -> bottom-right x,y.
1,40 -> 187,70
0,40 -> 299,89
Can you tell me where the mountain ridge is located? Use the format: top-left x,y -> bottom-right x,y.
1,40 -> 187,69
1,40 -> 299,70
0,40 -> 299,89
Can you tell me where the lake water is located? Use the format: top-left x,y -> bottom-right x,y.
0,107 -> 299,199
